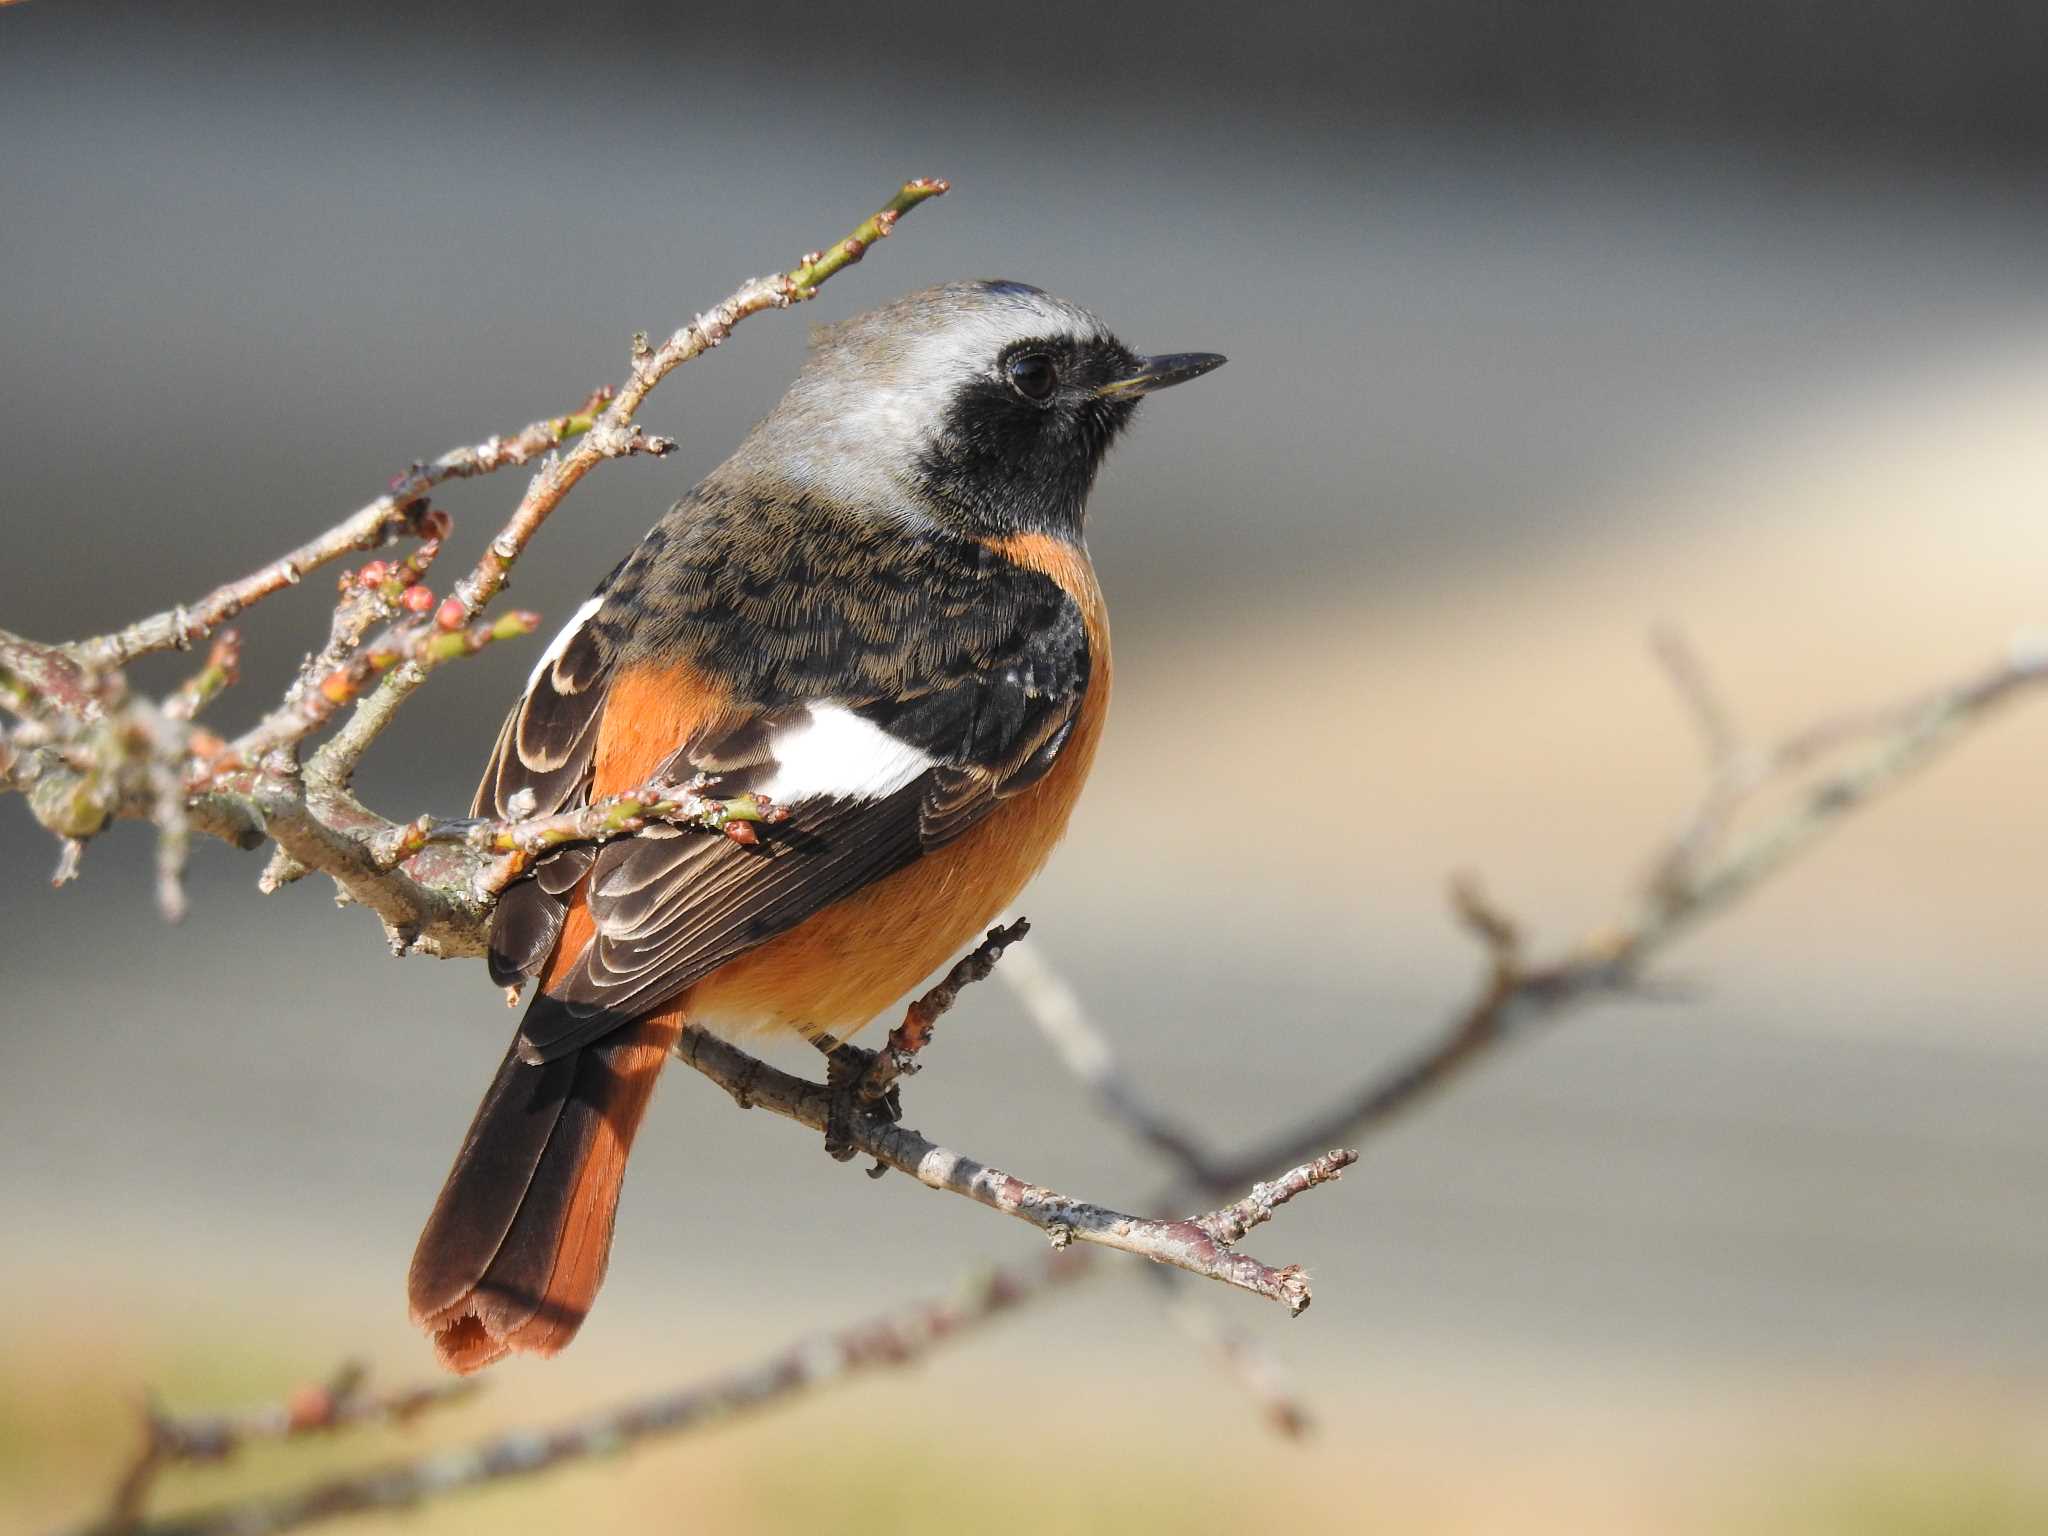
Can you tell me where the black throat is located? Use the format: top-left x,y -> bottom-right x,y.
910,368 -> 1141,542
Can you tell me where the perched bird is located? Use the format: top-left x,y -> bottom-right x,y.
408,280 -> 1224,1372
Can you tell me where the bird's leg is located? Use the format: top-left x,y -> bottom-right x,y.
811,1033 -> 901,1172
809,922 -> 1029,1169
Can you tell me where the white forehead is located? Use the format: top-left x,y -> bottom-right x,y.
835,279 -> 1109,359
751,281 -> 1113,517
807,281 -> 1110,401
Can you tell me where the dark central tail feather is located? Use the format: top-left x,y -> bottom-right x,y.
409,1008 -> 682,1373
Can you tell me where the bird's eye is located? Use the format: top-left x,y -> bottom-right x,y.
1006,352 -> 1058,403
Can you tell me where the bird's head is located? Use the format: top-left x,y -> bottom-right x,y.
736,279 -> 1225,541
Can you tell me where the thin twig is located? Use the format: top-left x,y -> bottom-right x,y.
1216,631 -> 2048,1192
1,627 -> 106,718
996,935 -> 1234,1190
303,178 -> 949,799
80,1256 -> 1086,1536
858,918 -> 1032,1104
163,633 -> 242,724
976,632 -> 2048,1434
1147,1266 -> 1314,1437
0,177 -> 950,958
1650,624 -> 1741,766
676,1025 -> 1353,1312
67,381 -> 629,673
66,499 -> 444,675
99,1362 -> 477,1535
993,936 -> 1317,1430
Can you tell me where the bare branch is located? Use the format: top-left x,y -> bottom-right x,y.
1,626 -> 105,719
1650,623 -> 1741,766
995,935 -> 1235,1190
66,381 -> 629,673
302,177 -> 951,799
856,917 -> 1033,1105
675,1024 -> 1354,1312
98,1362 -> 476,1535
972,632 -> 2048,1437
209,581 -> 537,777
0,176 -> 950,956
80,1255 -> 1085,1536
1217,631 -> 2048,1192
64,498 -> 434,674
992,936 -> 1315,1430
162,632 -> 242,723
1147,1267 -> 1314,1437
367,775 -> 783,897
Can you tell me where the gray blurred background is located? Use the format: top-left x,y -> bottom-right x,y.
6,4 -> 2048,1532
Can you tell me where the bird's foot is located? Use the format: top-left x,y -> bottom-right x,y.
817,1037 -> 902,1174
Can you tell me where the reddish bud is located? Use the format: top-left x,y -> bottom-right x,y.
318,672 -> 354,705
357,560 -> 389,588
285,1385 -> 333,1431
723,821 -> 760,846
401,584 -> 435,614
434,598 -> 466,632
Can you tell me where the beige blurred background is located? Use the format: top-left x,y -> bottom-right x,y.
5,4 -> 2048,1532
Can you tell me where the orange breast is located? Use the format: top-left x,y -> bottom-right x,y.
687,533 -> 1111,1037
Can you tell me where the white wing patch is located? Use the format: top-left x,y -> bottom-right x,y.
757,704 -> 934,803
525,595 -> 605,694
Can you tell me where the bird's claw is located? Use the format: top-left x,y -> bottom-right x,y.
819,1040 -> 902,1166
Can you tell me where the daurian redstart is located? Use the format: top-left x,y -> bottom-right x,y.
408,281 -> 1224,1372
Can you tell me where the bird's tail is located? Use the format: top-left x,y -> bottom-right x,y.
407,1007 -> 682,1373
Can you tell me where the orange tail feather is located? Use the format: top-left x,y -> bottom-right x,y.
408,1007 -> 682,1373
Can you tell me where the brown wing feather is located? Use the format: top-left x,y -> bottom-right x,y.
475,609 -> 615,986
474,606 -> 613,820
512,718 -> 1079,1064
